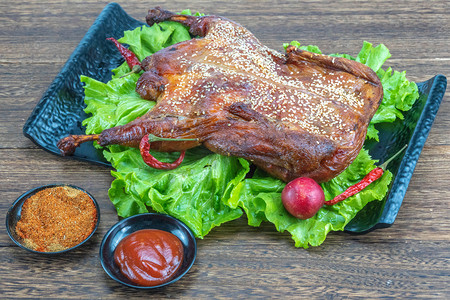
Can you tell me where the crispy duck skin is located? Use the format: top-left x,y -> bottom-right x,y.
57,7 -> 383,183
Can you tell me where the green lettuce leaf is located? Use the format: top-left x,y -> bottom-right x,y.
354,41 -> 391,73
117,22 -> 191,63
352,42 -> 419,140
367,67 -> 419,140
81,74 -> 153,135
283,40 -> 322,54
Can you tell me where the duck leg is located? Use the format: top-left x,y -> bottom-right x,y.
57,134 -> 100,156
57,115 -> 202,156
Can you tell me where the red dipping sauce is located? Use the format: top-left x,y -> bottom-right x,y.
114,229 -> 184,286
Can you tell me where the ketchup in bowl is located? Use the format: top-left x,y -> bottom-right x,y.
114,229 -> 184,286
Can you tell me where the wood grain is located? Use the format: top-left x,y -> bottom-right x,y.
1,0 -> 449,299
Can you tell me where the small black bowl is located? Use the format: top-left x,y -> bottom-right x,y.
99,213 -> 197,289
6,184 -> 100,254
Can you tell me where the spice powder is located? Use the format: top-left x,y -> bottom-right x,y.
15,186 -> 97,252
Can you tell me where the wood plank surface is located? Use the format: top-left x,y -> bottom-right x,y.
1,0 -> 449,299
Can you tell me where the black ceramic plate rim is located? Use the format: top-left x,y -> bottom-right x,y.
6,183 -> 101,254
22,3 -> 448,233
99,213 -> 197,289
370,74 -> 447,231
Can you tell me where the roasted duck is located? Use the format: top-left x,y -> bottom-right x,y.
57,7 -> 383,183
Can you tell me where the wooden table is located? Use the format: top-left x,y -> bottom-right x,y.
1,1 -> 449,298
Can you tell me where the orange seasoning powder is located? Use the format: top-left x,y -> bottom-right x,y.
15,186 -> 97,252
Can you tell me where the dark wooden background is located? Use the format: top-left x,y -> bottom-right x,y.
1,0 -> 449,298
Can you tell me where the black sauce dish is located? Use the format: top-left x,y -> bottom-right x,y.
99,213 -> 197,289
6,184 -> 101,254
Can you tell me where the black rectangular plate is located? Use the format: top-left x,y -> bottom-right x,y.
23,3 -> 447,233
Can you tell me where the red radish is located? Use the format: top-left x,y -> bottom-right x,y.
281,177 -> 325,220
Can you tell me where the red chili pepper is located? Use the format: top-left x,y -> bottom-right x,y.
139,134 -> 198,170
325,144 -> 407,206
107,37 -> 142,75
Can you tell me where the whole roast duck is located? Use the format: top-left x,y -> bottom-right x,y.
57,7 -> 383,183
